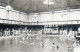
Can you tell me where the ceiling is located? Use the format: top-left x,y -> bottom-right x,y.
0,0 -> 80,13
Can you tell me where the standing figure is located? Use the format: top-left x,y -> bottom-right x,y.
52,43 -> 55,51
56,45 -> 59,49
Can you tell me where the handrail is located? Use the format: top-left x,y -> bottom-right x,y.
0,18 -> 80,25
26,20 -> 80,23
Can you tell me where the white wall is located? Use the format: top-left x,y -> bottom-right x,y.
71,11 -> 80,20
28,14 -> 40,22
53,11 -> 80,21
9,11 -> 19,21
0,9 -> 6,19
0,6 -> 27,22
9,11 -> 27,22
27,10 -> 80,22
40,13 -> 53,21
53,12 -> 71,21
8,9 -> 80,22
39,10 -> 80,22
20,13 -> 27,22
53,13 -> 63,21
0,5 -> 80,23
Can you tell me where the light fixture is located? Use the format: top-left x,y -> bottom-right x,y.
5,0 -> 13,10
43,0 -> 54,5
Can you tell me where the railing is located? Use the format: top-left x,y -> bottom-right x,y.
0,18 -> 80,25
0,18 -> 27,25
27,20 -> 80,25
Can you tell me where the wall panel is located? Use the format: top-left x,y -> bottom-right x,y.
20,13 -> 27,22
40,13 -> 53,21
0,9 -> 6,19
9,11 -> 19,21
71,11 -> 80,20
53,13 -> 63,21
28,14 -> 40,22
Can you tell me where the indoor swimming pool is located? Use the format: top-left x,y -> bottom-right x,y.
0,35 -> 74,52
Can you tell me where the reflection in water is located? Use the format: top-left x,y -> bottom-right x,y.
0,36 -> 74,52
